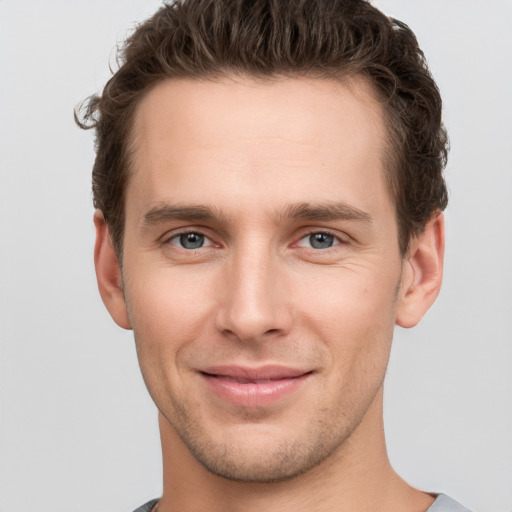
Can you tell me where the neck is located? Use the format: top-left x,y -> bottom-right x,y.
156,388 -> 433,512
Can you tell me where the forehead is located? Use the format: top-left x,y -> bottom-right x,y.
128,76 -> 391,224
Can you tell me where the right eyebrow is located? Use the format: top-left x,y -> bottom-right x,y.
141,204 -> 225,227
278,201 -> 373,224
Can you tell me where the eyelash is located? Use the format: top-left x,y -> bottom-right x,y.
163,229 -> 346,252
165,231 -> 216,250
295,231 -> 344,250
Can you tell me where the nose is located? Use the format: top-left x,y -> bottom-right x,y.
215,244 -> 293,343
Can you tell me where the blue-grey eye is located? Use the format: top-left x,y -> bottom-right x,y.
309,232 -> 335,249
178,232 -> 205,249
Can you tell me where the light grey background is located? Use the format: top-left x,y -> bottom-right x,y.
1,1 -> 511,511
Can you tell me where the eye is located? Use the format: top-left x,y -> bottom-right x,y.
297,232 -> 340,250
168,232 -> 213,250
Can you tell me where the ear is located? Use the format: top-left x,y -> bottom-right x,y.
395,212 -> 445,328
94,210 -> 132,329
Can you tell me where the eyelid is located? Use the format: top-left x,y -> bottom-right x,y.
170,234 -> 214,248
162,228 -> 217,248
159,226 -> 350,250
294,229 -> 348,248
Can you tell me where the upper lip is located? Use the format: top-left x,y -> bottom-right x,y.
199,365 -> 311,381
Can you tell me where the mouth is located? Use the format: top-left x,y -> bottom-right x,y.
199,365 -> 313,407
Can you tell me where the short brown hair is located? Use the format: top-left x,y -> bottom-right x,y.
76,0 -> 448,258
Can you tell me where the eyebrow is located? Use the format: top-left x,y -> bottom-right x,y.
278,202 -> 372,224
141,201 -> 372,227
142,204 -> 226,226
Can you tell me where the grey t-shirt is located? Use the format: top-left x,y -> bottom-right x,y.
428,494 -> 472,512
133,493 -> 471,511
133,499 -> 159,512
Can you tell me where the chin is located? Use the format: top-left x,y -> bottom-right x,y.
190,444 -> 326,483
172,417 -> 348,483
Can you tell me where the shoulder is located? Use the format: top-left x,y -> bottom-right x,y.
132,499 -> 159,512
427,494 -> 472,512
131,495 -> 471,512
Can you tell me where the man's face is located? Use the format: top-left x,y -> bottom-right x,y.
120,76 -> 405,481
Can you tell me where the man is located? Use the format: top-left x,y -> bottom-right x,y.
77,0 -> 470,510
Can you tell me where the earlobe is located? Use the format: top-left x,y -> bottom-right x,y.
94,210 -> 132,330
395,212 -> 445,328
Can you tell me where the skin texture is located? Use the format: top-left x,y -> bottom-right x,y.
94,76 -> 444,511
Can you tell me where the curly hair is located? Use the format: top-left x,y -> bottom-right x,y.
76,0 -> 448,258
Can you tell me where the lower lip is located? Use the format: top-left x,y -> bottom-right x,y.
200,372 -> 311,407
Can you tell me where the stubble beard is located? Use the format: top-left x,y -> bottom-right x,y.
161,393 -> 374,484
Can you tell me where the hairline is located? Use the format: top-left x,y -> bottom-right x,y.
112,71 -> 411,262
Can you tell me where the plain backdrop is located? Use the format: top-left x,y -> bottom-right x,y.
1,1 -> 511,511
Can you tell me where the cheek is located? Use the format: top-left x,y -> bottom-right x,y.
126,264 -> 215,339
123,270 -> 216,419
293,264 -> 399,369
123,267 -> 217,390
297,260 -> 399,323
304,279 -> 396,419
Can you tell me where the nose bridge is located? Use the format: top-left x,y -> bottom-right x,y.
216,237 -> 290,341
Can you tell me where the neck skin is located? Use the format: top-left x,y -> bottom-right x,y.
156,387 -> 434,512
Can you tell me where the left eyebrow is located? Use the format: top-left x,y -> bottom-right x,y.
277,202 -> 373,224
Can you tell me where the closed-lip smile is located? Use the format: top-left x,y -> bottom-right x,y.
199,365 -> 313,407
